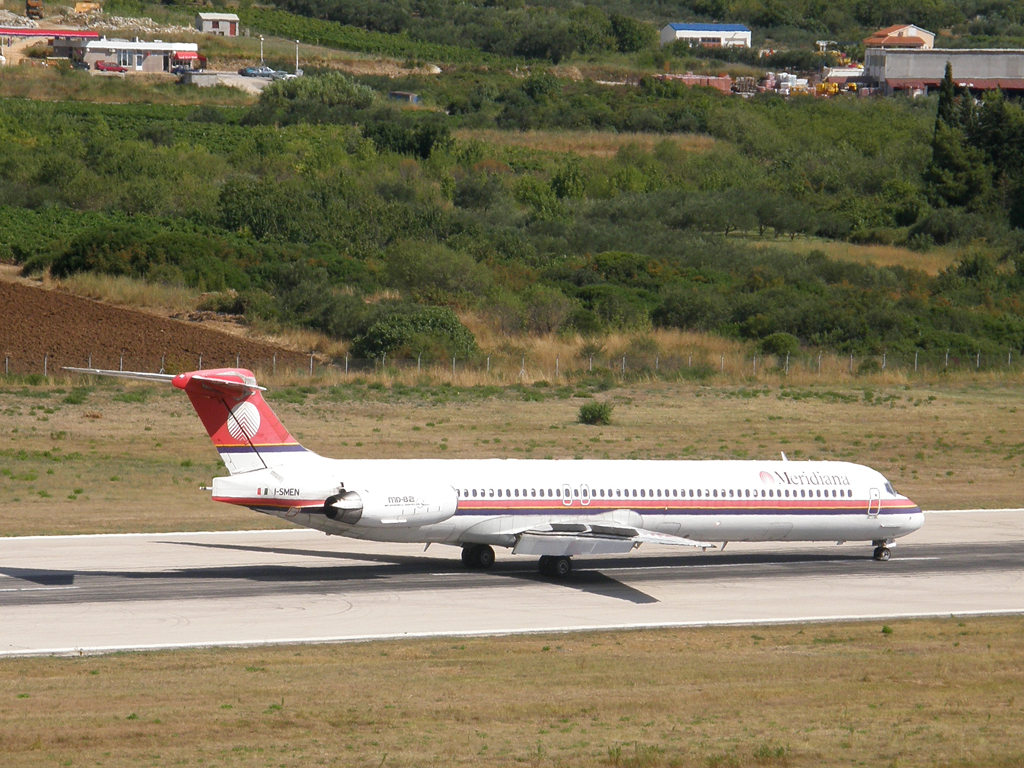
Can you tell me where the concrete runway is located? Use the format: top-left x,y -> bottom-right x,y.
1,510 -> 1021,656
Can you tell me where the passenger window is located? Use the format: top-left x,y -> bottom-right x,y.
506,489 -> 511,497
514,489 -> 519,497
574,489 -> 580,497
632,489 -> 637,498
556,489 -> 561,497
697,489 -> 702,498
713,489 -> 718,498
490,489 -> 495,498
497,489 -> 502,497
672,489 -> 677,497
745,489 -> 750,498
548,488 -> 553,496
472,489 -> 477,498
648,489 -> 653,497
640,489 -> 645,498
784,490 -> 789,498
583,488 -> 588,497
531,489 -> 536,497
728,490 -> 733,498
761,490 -> 766,497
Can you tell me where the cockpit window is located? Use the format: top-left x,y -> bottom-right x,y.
885,482 -> 896,495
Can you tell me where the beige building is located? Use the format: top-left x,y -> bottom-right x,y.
195,12 -> 239,37
54,37 -> 201,73
863,24 -> 935,50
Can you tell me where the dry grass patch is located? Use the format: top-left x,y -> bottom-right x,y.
453,128 -> 716,157
1,616 -> 1022,767
0,66 -> 254,105
749,237 -> 961,275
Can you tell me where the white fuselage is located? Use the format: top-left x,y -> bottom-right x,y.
211,456 -> 924,551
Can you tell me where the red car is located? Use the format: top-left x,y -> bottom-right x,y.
95,61 -> 128,73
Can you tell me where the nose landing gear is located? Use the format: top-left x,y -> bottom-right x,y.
872,543 -> 891,561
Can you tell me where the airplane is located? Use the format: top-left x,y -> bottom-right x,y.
66,366 -> 924,577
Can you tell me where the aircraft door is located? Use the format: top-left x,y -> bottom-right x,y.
580,484 -> 591,506
561,483 -> 572,507
867,488 -> 881,517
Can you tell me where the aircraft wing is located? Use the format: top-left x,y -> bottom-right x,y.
512,521 -> 716,557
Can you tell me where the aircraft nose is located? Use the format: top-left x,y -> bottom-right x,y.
904,502 -> 925,533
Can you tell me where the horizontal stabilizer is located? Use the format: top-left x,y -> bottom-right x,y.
513,523 -> 716,557
63,367 -> 176,384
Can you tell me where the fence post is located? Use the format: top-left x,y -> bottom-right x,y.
236,354 -> 240,368
273,353 -> 277,375
382,352 -> 386,370
850,353 -> 853,373
555,355 -> 559,378
3,355 -> 7,376
945,349 -> 949,369
310,353 -> 314,375
720,355 -> 724,373
160,354 -> 165,374
589,355 -> 593,373
785,352 -> 790,374
452,356 -> 456,376
520,356 -> 525,377
88,354 -> 92,369
752,354 -> 756,375
882,351 -> 886,370
688,354 -> 692,368
345,355 -> 349,374
198,354 -> 202,371
418,353 -> 422,373
977,351 -> 981,369
1009,351 -> 1012,367
655,355 -> 659,371
621,355 -> 626,373
487,355 -> 490,375
818,351 -> 821,374
915,350 -> 919,372
120,351 -> 124,372
43,354 -> 47,377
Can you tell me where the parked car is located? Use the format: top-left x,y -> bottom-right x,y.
238,65 -> 274,77
171,65 -> 192,75
95,61 -> 127,73
70,60 -> 90,71
269,70 -> 297,80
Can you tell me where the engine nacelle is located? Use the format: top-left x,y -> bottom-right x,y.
324,486 -> 457,528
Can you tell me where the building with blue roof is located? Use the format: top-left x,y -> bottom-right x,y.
660,23 -> 751,48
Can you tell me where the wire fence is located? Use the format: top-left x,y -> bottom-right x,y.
1,346 -> 1022,384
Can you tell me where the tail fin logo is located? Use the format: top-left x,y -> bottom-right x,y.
227,401 -> 262,441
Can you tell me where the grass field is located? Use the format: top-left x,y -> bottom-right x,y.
1,616 -> 1022,767
1,374 -> 1022,537
453,129 -> 717,158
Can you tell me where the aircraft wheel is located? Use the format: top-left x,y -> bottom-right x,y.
552,556 -> 572,578
461,546 -> 475,567
873,546 -> 891,562
475,545 -> 495,569
538,556 -> 553,576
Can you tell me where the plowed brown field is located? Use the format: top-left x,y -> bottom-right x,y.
0,280 -> 308,375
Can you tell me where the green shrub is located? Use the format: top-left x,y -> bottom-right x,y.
578,401 -> 613,426
759,332 -> 801,356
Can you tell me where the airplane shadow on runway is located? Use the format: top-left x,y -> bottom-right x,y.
5,539 -> 1005,607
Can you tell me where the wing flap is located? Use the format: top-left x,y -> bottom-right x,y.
512,524 -> 716,557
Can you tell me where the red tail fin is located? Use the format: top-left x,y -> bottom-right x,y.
172,369 -> 309,474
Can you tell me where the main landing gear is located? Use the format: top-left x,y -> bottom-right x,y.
872,541 -> 891,561
538,555 -> 572,578
462,544 -> 495,569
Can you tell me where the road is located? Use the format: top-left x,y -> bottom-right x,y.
1,510 -> 1021,655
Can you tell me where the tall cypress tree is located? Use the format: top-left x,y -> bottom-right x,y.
936,61 -> 957,128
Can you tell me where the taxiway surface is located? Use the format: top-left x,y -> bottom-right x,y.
1,510 -> 1021,656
